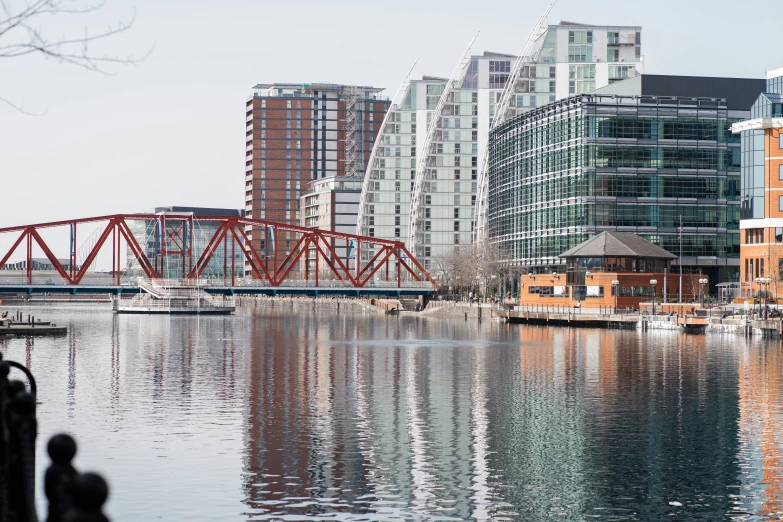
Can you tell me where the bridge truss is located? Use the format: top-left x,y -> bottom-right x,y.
0,214 -> 436,290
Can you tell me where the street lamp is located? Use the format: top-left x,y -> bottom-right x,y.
698,278 -> 709,307
755,277 -> 763,315
650,279 -> 658,315
611,279 -> 620,314
757,277 -> 772,315
765,277 -> 772,314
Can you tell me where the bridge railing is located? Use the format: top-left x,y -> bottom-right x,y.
0,274 -> 436,291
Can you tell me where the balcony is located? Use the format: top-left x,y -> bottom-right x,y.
607,35 -> 636,46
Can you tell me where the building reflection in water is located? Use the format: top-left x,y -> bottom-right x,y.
737,343 -> 783,519
241,310 -> 506,519
238,312 -> 754,520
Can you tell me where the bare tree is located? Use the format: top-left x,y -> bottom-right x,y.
0,0 -> 150,112
434,240 -> 517,300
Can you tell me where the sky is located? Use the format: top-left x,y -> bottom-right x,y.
0,0 -> 778,266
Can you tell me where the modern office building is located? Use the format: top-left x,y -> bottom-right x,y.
245,83 -> 389,276
126,206 -> 244,280
300,176 -> 363,272
733,68 -> 783,296
488,74 -> 766,287
358,21 -> 645,269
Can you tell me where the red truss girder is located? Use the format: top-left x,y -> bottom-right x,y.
0,215 -> 437,288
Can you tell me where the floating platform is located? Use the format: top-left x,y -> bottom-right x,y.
0,323 -> 67,336
113,280 -> 235,315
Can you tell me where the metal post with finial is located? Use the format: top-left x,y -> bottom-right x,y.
45,434 -> 78,522
64,472 -> 110,522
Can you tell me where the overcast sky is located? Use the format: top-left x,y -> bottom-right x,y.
0,0 -> 778,264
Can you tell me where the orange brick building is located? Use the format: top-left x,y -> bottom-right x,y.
734,67 -> 783,299
518,232 -> 705,309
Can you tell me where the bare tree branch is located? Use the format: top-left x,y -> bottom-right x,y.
0,91 -> 46,115
0,0 -> 151,112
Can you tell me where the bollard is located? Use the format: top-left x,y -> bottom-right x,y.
46,434 -> 78,522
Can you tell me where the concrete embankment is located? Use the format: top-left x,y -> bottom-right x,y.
236,295 -> 386,315
417,301 -> 493,320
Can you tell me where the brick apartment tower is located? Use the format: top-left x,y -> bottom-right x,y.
244,83 -> 388,278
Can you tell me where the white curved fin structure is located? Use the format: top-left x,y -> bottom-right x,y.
408,33 -> 479,254
356,60 -> 418,237
473,1 -> 557,244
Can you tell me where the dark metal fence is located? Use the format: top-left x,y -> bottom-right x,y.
0,351 -> 110,522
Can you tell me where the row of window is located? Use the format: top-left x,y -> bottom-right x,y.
489,173 -> 740,203
490,230 -> 740,265
527,285 -> 653,298
744,228 -> 783,244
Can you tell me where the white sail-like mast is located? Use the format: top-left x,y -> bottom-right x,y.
473,1 -> 557,244
408,33 -> 479,252
355,60 -> 418,237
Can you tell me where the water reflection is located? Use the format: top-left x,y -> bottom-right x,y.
1,305 -> 783,520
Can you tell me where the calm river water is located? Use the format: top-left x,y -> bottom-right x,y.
2,302 -> 783,521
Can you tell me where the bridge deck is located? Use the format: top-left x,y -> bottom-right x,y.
0,284 -> 435,297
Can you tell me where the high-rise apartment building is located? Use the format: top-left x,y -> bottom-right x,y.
733,68 -> 783,294
245,83 -> 389,276
357,22 -> 644,270
488,74 -> 766,287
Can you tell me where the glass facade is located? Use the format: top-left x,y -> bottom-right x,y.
740,130 -> 766,220
127,216 -> 245,280
488,94 -> 744,281
768,72 -> 783,95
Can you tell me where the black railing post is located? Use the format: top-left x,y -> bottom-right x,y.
66,472 -> 109,522
0,352 -> 111,522
45,434 -> 77,522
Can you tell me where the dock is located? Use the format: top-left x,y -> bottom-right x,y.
491,306 -> 783,337
0,322 -> 67,336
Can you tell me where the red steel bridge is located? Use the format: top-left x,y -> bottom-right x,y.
0,214 -> 437,296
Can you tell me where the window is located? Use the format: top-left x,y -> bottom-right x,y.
779,195 -> 783,212
489,60 -> 511,73
569,65 -> 595,94
780,164 -> 783,181
609,65 -> 635,81
776,228 -> 783,243
780,133 -> 783,149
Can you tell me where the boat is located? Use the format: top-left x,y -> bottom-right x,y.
113,279 -> 235,315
